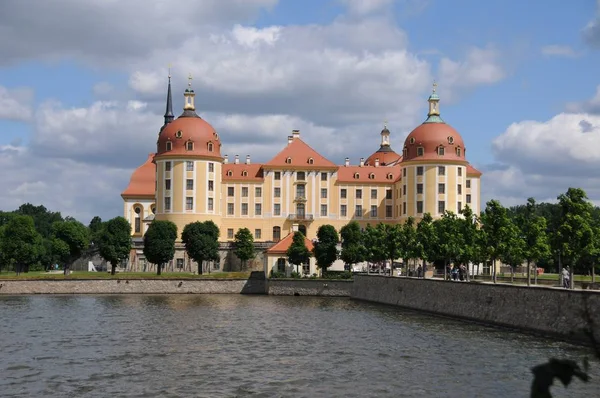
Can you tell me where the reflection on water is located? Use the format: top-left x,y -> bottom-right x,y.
0,295 -> 597,397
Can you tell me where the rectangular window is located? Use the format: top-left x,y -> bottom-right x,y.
438,166 -> 445,176
241,203 -> 248,216
438,183 -> 445,194
208,180 -> 214,191
255,203 -> 262,216
386,189 -> 392,200
227,229 -> 234,239
356,189 -> 362,199
227,203 -> 234,215
371,189 -> 377,199
417,166 -> 424,176
186,179 -> 194,190
186,197 -> 193,210
274,204 -> 281,216
165,161 -> 172,172
341,204 -> 347,217
403,202 -> 407,215
274,171 -> 281,180
438,147 -> 445,156
403,168 -> 407,177
457,184 -> 462,195
321,172 -> 327,181
135,218 -> 141,233
208,162 -> 214,173
296,185 -> 305,198
458,202 -> 463,212
417,183 -> 423,194
321,204 -> 327,217
466,194 -> 472,204
255,229 -> 261,239
466,179 -> 471,188
297,171 -> 305,181
228,187 -> 234,197
417,201 -> 423,214
165,179 -> 171,190
403,185 -> 407,196
417,147 -> 424,156
176,258 -> 184,269
255,187 -> 262,197
355,205 -> 363,217
186,161 -> 194,171
370,205 -> 377,218
208,198 -> 214,211
274,187 -> 281,198
438,200 -> 446,213
321,188 -> 327,199
457,167 -> 462,177
165,197 -> 171,211
386,205 -> 392,218
341,189 -> 347,199
242,187 -> 248,197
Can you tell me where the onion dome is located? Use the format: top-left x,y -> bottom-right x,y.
364,124 -> 401,166
402,83 -> 466,162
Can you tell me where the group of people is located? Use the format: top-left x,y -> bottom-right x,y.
449,264 -> 468,281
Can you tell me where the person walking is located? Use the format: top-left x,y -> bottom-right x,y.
562,267 -> 570,289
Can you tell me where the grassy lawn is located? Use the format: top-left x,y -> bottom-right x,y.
0,271 -> 252,280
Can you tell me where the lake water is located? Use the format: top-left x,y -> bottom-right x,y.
0,295 -> 597,397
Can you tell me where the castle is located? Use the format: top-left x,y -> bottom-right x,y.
121,76 -> 481,274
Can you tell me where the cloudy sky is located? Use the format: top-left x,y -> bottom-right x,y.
1,0 -> 600,223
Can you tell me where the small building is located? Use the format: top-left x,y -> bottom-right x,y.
265,233 -> 315,277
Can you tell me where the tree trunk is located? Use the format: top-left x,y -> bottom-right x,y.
593,266 -> 596,283
111,263 -> 116,275
570,267 -> 574,290
157,263 -> 162,276
443,260 -> 447,281
492,258 -> 497,284
526,260 -> 531,287
510,266 -> 514,283
198,261 -> 203,275
534,263 -> 538,285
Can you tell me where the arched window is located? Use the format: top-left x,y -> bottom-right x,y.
437,146 -> 445,156
369,173 -> 375,179
286,157 -> 292,164
308,157 -> 314,164
354,173 -> 360,179
226,170 -> 233,177
134,206 -> 142,233
186,141 -> 194,151
166,141 -> 172,151
387,173 -> 393,180
207,142 -> 214,152
273,226 -> 281,242
242,170 -> 248,177
456,147 -> 462,156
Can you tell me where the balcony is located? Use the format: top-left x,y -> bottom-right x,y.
287,213 -> 314,221
294,196 -> 307,202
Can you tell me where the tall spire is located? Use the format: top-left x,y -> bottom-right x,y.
424,81 -> 444,124
163,65 -> 174,125
183,73 -> 196,111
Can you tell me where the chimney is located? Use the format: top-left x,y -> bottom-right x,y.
292,129 -> 300,139
359,157 -> 365,167
245,155 -> 251,165
223,155 -> 229,164
375,158 -> 380,167
345,157 -> 350,167
234,155 -> 240,164
287,135 -> 293,145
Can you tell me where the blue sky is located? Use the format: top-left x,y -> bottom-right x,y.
1,0 -> 599,222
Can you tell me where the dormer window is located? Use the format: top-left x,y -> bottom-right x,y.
242,170 -> 248,177
448,136 -> 454,144
166,141 -> 172,151
286,157 -> 292,164
409,137 -> 415,144
417,147 -> 424,156
403,147 -> 408,158
226,170 -> 233,177
308,157 -> 314,164
207,142 -> 214,152
369,173 -> 375,180
354,173 -> 360,179
175,130 -> 183,139
456,147 -> 461,156
387,173 -> 393,180
437,146 -> 445,156
186,141 -> 194,151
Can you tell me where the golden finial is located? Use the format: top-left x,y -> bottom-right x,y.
432,80 -> 438,93
168,63 -> 172,79
188,73 -> 193,87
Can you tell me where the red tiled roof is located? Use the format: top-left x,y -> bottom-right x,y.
267,233 -> 314,254
365,150 -> 402,166
121,153 -> 156,198
337,165 -> 401,183
467,164 -> 482,177
222,163 -> 264,182
264,136 -> 337,169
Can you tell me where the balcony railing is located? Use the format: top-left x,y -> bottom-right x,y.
287,213 -> 314,221
294,196 -> 307,202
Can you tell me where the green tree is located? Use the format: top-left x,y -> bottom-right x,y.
234,227 -> 255,271
556,188 -> 594,288
340,221 -> 365,267
51,220 -> 89,274
434,211 -> 463,280
500,220 -> 526,283
481,200 -> 512,283
416,213 -> 437,277
143,220 -> 178,275
287,231 -> 311,275
400,218 -> 418,275
379,223 -> 402,276
517,198 -> 551,285
181,221 -> 220,275
456,206 -> 481,281
88,216 -> 103,243
96,217 -> 132,275
363,224 -> 386,272
16,203 -> 63,239
312,224 -> 339,275
2,215 -> 42,275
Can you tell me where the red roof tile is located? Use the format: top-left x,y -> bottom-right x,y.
267,233 -> 314,254
467,164 -> 482,177
121,153 -> 156,198
337,165 -> 401,183
222,163 -> 264,182
264,136 -> 337,169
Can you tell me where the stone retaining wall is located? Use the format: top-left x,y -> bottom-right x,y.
352,275 -> 600,343
267,279 -> 352,296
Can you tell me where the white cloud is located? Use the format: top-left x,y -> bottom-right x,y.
541,45 -> 580,58
0,86 -> 34,121
339,0 -> 396,16
583,0 -> 600,48
566,85 -> 600,115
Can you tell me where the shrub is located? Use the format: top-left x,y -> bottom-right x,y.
269,269 -> 286,279
290,271 -> 301,279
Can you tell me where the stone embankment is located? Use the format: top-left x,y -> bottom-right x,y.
352,275 -> 600,344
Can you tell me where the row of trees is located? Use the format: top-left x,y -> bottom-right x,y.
285,188 -> 599,285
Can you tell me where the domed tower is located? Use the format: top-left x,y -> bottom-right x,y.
364,123 -> 402,166
154,74 -> 223,236
399,83 -> 481,219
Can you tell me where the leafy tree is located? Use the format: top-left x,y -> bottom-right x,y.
181,221 -> 220,275
500,220 -> 526,283
234,227 -> 255,271
456,206 -> 481,281
16,203 -> 63,239
143,220 -> 178,275
378,223 -> 402,276
481,200 -> 512,283
2,215 -> 42,275
51,220 -> 89,274
434,211 -> 463,280
97,217 -> 132,275
556,188 -> 594,288
88,216 -> 103,243
400,218 -> 418,275
517,198 -> 551,285
312,224 -> 339,275
416,213 -> 437,277
287,231 -> 311,275
340,221 -> 365,267
363,224 -> 386,272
